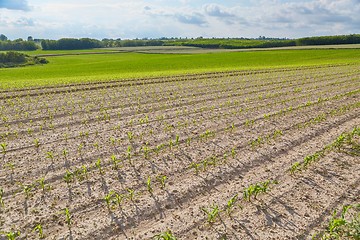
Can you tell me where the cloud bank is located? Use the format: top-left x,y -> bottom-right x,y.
0,0 -> 359,39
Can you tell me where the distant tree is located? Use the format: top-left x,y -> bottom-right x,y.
27,36 -> 34,41
0,34 -> 8,41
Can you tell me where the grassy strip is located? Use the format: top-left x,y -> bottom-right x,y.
0,49 -> 360,89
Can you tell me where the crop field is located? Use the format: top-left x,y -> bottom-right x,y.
1,48 -> 360,89
0,59 -> 359,239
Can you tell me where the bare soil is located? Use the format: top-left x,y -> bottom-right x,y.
0,64 -> 359,239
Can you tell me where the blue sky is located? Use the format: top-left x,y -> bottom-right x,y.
0,0 -> 359,40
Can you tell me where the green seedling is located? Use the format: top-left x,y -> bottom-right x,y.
186,137 -> 191,146
0,230 -> 21,240
169,139 -> 174,149
81,165 -> 88,180
231,148 -> 236,158
104,191 -> 115,210
33,224 -> 44,239
127,132 -> 134,141
33,138 -> 40,149
175,135 -> 180,145
153,229 -> 177,240
142,145 -> 151,159
1,142 -> 7,155
37,177 -> 49,192
225,194 -> 239,216
157,175 -> 167,189
63,208 -> 71,228
146,176 -> 153,193
243,180 -> 278,202
63,170 -> 74,185
111,154 -> 121,170
46,151 -> 54,162
62,149 -> 68,158
189,162 -> 201,174
95,159 -> 104,175
114,192 -> 125,208
289,162 -> 301,175
4,162 -> 15,175
201,204 -> 219,223
127,146 -> 132,160
127,188 -> 135,201
0,188 -> 4,208
19,183 -> 33,199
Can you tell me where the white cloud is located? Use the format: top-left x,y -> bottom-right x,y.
0,0 -> 359,39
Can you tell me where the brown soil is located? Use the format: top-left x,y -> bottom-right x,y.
0,64 -> 359,239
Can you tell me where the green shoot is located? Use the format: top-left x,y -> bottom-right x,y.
64,207 -> 72,228
1,142 -> 7,155
0,230 -> 21,240
201,204 -> 219,223
104,191 -> 115,210
111,154 -> 121,170
95,159 -> 104,175
289,162 -> 301,175
153,229 -> 177,240
33,138 -> 40,149
19,183 -> 33,199
175,134 -> 180,145
63,170 -> 74,185
0,188 -> 4,208
225,194 -> 239,216
127,188 -> 135,201
33,224 -> 44,239
46,151 -> 54,161
157,175 -> 167,189
146,176 -> 153,193
189,162 -> 201,174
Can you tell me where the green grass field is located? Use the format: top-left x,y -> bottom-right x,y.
1,48 -> 359,89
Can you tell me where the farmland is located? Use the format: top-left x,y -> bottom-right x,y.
0,49 -> 359,239
1,48 -> 360,89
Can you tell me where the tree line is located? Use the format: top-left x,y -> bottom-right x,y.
1,33 -> 360,51
0,34 -> 38,51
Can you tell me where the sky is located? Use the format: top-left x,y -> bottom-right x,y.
0,0 -> 359,40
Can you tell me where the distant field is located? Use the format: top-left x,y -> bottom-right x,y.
0,48 -> 360,89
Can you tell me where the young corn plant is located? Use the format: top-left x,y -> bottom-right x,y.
243,180 -> 278,202
63,170 -> 74,186
146,176 -> 153,193
104,191 -> 115,211
33,138 -> 40,150
33,224 -> 44,239
19,183 -> 33,199
114,192 -> 125,209
0,188 -> 4,208
189,162 -> 201,174
37,177 -> 50,193
127,146 -> 132,161
127,188 -> 135,201
46,151 -> 55,163
1,142 -> 7,155
289,162 -> 301,175
0,230 -> 21,240
110,154 -> 121,170
156,175 -> 167,189
63,207 -> 72,229
95,159 -> 105,175
153,229 -> 177,240
201,204 -> 220,224
225,194 -> 239,216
